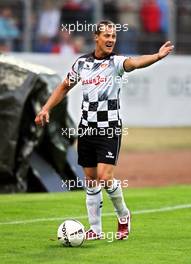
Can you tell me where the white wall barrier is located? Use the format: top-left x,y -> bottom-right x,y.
12,53 -> 191,127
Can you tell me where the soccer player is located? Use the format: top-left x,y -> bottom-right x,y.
35,20 -> 174,240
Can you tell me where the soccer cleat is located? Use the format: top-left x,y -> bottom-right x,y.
85,229 -> 102,240
116,211 -> 131,240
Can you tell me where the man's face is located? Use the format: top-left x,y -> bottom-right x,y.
95,25 -> 116,56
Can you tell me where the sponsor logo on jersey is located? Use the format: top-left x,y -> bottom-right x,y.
83,62 -> 95,70
83,63 -> 91,70
82,75 -> 107,86
101,63 -> 109,69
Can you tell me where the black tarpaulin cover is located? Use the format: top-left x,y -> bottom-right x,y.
0,54 -> 78,192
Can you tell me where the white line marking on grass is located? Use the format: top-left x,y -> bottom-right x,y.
0,204 -> 191,226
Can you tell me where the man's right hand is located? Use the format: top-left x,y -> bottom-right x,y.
35,108 -> 49,126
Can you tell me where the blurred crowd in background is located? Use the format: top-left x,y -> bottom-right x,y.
0,0 -> 191,55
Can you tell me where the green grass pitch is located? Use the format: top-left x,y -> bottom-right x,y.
0,185 -> 191,264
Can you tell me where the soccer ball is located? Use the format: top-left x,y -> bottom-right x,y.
57,219 -> 85,247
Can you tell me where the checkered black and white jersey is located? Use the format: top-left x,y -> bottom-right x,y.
67,52 -> 127,128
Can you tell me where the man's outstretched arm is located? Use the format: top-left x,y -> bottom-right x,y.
35,78 -> 75,126
124,41 -> 174,72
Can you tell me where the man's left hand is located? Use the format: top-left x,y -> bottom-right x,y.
158,41 -> 174,59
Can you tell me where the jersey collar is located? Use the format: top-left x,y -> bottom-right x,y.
92,51 -> 115,60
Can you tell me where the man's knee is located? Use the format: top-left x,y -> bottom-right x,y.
84,167 -> 98,187
97,170 -> 114,188
84,167 -> 97,179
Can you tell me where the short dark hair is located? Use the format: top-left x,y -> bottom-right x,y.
94,20 -> 115,35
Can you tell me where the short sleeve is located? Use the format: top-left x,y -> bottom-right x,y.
67,59 -> 80,83
114,55 -> 127,76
